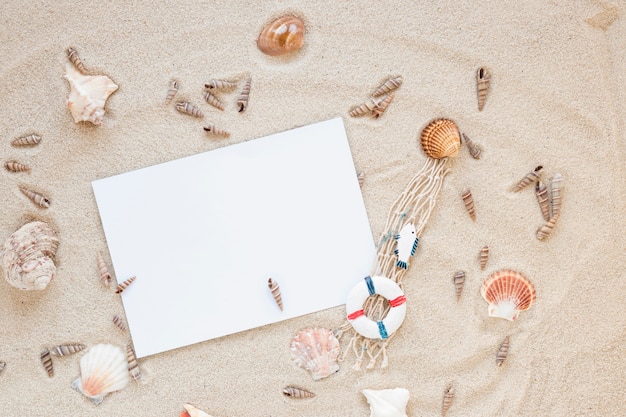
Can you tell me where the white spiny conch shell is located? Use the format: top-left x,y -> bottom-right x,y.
290,327 -> 340,380
362,388 -> 410,417
64,63 -> 118,125
71,344 -> 129,405
1,221 -> 59,290
184,404 -> 216,417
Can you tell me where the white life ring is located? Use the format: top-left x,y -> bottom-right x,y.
345,275 -> 407,340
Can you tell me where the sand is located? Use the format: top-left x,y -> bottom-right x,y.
1,1 -> 625,416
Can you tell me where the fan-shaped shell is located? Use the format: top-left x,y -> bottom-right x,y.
0,221 -> 59,290
419,119 -> 461,159
72,343 -> 129,405
257,15 -> 305,56
480,269 -> 536,321
290,327 -> 340,380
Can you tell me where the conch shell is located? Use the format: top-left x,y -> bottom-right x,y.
257,15 -> 305,56
0,221 -> 59,290
64,63 -> 118,125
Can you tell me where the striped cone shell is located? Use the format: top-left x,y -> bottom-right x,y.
98,252 -> 113,287
481,269 -> 536,321
479,245 -> 489,270
112,315 -> 127,332
66,47 -> 87,74
19,186 -> 50,208
535,181 -> 550,221
203,124 -> 230,137
453,271 -> 465,300
476,67 -> 490,111
349,96 -> 381,117
4,161 -> 31,172
373,75 -> 402,97
203,91 -> 225,111
175,101 -> 204,118
41,348 -> 53,377
11,134 -> 41,147
165,79 -> 179,106
442,386 -> 455,417
496,336 -> 510,366
420,119 -> 461,159
115,276 -> 136,294
371,93 -> 395,119
536,214 -> 559,241
268,277 -> 283,311
461,188 -> 476,221
127,343 -> 141,381
283,386 -> 316,398
461,133 -> 482,159
513,165 -> 543,192
51,343 -> 86,356
549,173 -> 563,219
237,78 -> 251,112
205,79 -> 237,90
357,171 -> 365,188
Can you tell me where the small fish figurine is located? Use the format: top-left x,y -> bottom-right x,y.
165,79 -> 179,105
51,343 -> 86,356
373,75 -> 402,97
283,386 -> 316,398
496,336 -> 510,366
394,223 -> 419,269
115,276 -> 136,294
453,271 -> 465,300
127,343 -> 141,381
267,278 -> 283,311
40,348 -> 53,377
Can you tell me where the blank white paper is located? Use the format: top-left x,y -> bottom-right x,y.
92,117 -> 375,358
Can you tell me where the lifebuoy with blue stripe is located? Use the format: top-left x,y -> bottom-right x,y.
346,275 -> 407,340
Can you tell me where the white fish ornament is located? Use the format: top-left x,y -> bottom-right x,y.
394,223 -> 418,269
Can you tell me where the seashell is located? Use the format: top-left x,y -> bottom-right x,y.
115,276 -> 136,294
362,388 -> 410,417
203,124 -> 230,137
420,118 -> 461,159
461,133 -> 482,159
496,336 -> 510,367
357,171 -> 365,188
40,348 -> 53,377
442,386 -> 454,417
237,78 -> 251,113
373,76 -> 403,97
480,269 -> 536,321
66,47 -> 87,74
51,343 -> 86,356
283,386 -> 316,398
204,79 -> 237,90
371,93 -> 395,119
183,404 -> 215,417
290,327 -> 340,380
4,161 -> 31,172
71,343 -> 130,405
461,188 -> 476,221
112,314 -> 127,332
202,91 -> 225,111
176,101 -> 204,118
349,96 -> 382,117
535,181 -> 550,221
126,343 -> 141,381
64,64 -> 118,126
513,165 -> 543,192
476,67 -> 491,111
1,221 -> 59,290
549,173 -> 563,219
11,134 -> 41,147
453,271 -> 465,300
165,79 -> 179,106
0,361 -> 5,375
267,277 -> 283,311
479,245 -> 489,270
19,185 -> 50,208
536,214 -> 560,241
257,15 -> 305,56
98,252 -> 113,287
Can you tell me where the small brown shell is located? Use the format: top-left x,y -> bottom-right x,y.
66,47 -> 87,74
453,271 -> 465,300
496,336 -> 510,366
371,93 -> 395,119
373,76 -> 403,97
113,314 -> 127,332
165,79 -> 179,106
479,245 -> 489,270
237,78 -> 251,113
461,133 -> 482,159
513,165 -> 543,192
420,119 -> 461,159
257,15 -> 305,56
98,252 -> 113,287
204,79 -> 237,90
349,96 -> 381,117
127,343 -> 141,381
549,173 -> 563,219
461,188 -> 476,221
203,124 -> 230,137
4,161 -> 31,172
535,181 -> 550,221
442,386 -> 455,417
202,91 -> 225,111
357,171 -> 365,188
116,276 -> 136,294
51,343 -> 86,356
268,277 -> 283,311
11,134 -> 41,147
19,186 -> 50,208
536,214 -> 560,241
175,101 -> 204,118
283,386 -> 316,398
481,269 -> 536,321
476,67 -> 491,111
41,348 -> 53,377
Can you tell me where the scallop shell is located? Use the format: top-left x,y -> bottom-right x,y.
176,101 -> 204,118
0,221 -> 59,290
165,79 -> 179,106
4,161 -> 31,172
496,336 -> 510,367
372,93 -> 395,119
480,269 -> 536,321
373,76 -> 403,97
461,133 -> 482,159
126,343 -> 141,381
257,15 -> 305,56
479,245 -> 489,270
183,404 -> 215,417
41,348 -> 53,377
64,64 -> 118,126
115,276 -> 136,294
267,277 -> 283,311
66,47 -> 87,74
112,314 -> 127,332
362,388 -> 410,417
202,91 -> 225,111
237,78 -> 251,113
535,181 -> 550,221
204,79 -> 237,90
11,134 -> 41,147
513,165 -> 543,192
476,67 -> 490,111
461,188 -> 476,221
290,327 -> 340,380
453,271 -> 465,300
420,119 -> 461,159
442,386 -> 454,417
283,386 -> 316,398
71,343 -> 130,405
203,124 -> 230,137
19,185 -> 50,208
97,252 -> 113,287
51,343 -> 86,356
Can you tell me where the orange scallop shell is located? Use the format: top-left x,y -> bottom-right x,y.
419,119 -> 461,159
257,15 -> 305,56
480,269 -> 536,321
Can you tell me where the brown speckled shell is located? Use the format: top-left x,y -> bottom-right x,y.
257,15 -> 305,56
420,119 -> 461,159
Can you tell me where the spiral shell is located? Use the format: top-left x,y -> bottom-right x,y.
290,328 -> 340,380
453,271 -> 465,300
4,161 -> 31,172
51,343 -> 86,356
165,79 -> 179,106
373,76 -> 402,97
237,78 -> 251,113
535,181 -> 550,221
112,314 -> 127,332
203,124 -> 230,137
202,91 -> 225,111
442,386 -> 454,417
1,221 -> 59,290
11,134 -> 41,147
98,252 -> 113,287
257,15 -> 305,56
371,93 -> 395,119
461,133 -> 482,159
349,96 -> 381,117
357,171 -> 365,188
513,165 -> 543,192
176,101 -> 204,118
549,173 -> 563,219
41,348 -> 53,377
481,269 -> 536,321
496,336 -> 510,367
204,79 -> 237,90
66,47 -> 87,74
283,386 -> 315,398
267,277 -> 283,311
476,67 -> 491,111
536,214 -> 559,241
115,276 -> 136,294
127,343 -> 141,381
420,119 -> 461,159
479,245 -> 489,270
461,188 -> 476,221
19,186 -> 50,208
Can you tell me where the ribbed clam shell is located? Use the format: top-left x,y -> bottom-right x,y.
176,101 -> 204,118
420,119 -> 461,159
283,386 -> 316,398
535,181 -> 550,221
479,245 -> 489,270
373,76 -> 402,97
453,271 -> 465,300
1,221 -> 59,290
442,386 -> 454,417
496,336 -> 510,367
127,343 -> 141,381
11,134 -> 41,147
66,47 -> 87,74
480,269 -> 536,321
204,79 -> 237,90
290,327 -> 340,380
267,277 -> 283,311
40,348 -> 53,377
19,186 -> 50,208
115,276 -> 136,294
165,79 -> 179,106
4,161 -> 31,172
72,344 -> 130,405
203,124 -> 230,137
371,93 -> 395,119
51,343 -> 86,356
97,252 -> 112,287
237,78 -> 251,112
461,133 -> 482,159
202,91 -> 225,111
476,67 -> 491,111
257,15 -> 305,56
536,214 -> 559,241
513,165 -> 543,192
461,188 -> 476,221
549,173 -> 563,219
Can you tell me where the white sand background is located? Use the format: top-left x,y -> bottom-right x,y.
0,1 -> 625,416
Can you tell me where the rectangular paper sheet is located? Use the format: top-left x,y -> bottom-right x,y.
92,117 -> 375,358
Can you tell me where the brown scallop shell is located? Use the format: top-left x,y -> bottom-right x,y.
480,269 -> 536,321
419,119 -> 461,159
257,15 -> 305,56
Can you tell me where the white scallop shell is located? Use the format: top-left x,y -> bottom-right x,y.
64,64 -> 118,125
290,327 -> 340,380
362,388 -> 410,417
71,344 -> 129,405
